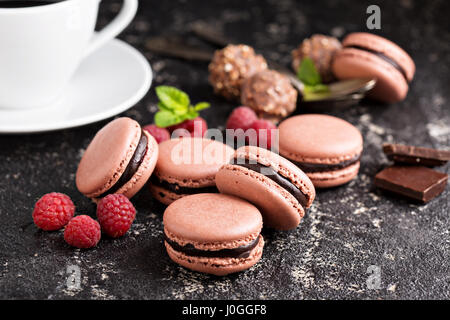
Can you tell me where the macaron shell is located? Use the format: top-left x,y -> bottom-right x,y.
235,145 -> 316,207
115,130 -> 158,199
278,114 -> 363,164
342,32 -> 415,81
149,184 -> 183,206
153,173 -> 216,188
163,193 -> 263,244
307,161 -> 360,188
155,138 -> 235,187
332,48 -> 408,103
165,236 -> 264,276
216,164 -> 304,230
76,117 -> 141,198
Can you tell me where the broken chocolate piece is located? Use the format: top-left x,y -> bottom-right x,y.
374,166 -> 448,203
383,143 -> 450,167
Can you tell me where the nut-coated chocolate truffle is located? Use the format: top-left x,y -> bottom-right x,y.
241,70 -> 297,123
208,44 -> 268,101
291,34 -> 342,83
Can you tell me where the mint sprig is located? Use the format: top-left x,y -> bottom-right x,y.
154,86 -> 210,127
297,57 -> 329,96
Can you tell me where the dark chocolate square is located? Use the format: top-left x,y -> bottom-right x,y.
374,166 -> 448,203
383,143 -> 450,167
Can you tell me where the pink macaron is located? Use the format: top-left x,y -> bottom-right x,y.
216,146 -> 316,230
149,137 -> 235,205
279,114 -> 363,188
163,193 -> 264,276
332,32 -> 415,103
76,117 -> 158,200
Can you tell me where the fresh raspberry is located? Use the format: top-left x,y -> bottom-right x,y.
143,124 -> 170,144
32,192 -> 75,231
226,106 -> 258,131
96,194 -> 136,238
64,215 -> 101,249
168,117 -> 208,138
250,119 -> 278,150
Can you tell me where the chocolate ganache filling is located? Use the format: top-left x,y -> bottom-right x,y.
150,176 -> 219,195
346,45 -> 409,82
164,233 -> 261,259
232,157 -> 309,208
293,153 -> 361,173
97,130 -> 148,198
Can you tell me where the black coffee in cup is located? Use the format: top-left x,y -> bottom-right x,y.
0,0 -> 65,8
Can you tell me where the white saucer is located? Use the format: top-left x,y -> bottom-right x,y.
0,38 -> 152,134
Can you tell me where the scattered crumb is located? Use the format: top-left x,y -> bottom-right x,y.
331,26 -> 345,38
353,207 -> 368,215
372,218 -> 382,228
384,253 -> 395,261
387,283 -> 397,292
427,121 -> 450,144
91,285 -> 116,300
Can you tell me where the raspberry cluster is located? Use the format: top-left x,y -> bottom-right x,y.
226,106 -> 278,149
32,192 -> 136,249
144,117 -> 208,143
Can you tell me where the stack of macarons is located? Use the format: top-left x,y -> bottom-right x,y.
216,146 -> 316,230
292,32 -> 415,103
161,144 -> 317,275
163,193 -> 264,276
278,114 -> 363,188
332,32 -> 415,103
74,31 -> 414,277
76,108 -> 364,276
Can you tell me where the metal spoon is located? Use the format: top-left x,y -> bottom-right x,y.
301,93 -> 366,111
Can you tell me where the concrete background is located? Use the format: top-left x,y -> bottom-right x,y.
0,0 -> 449,299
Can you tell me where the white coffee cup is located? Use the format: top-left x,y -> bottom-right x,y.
0,0 -> 138,109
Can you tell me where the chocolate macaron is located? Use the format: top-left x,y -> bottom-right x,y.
149,137 -> 235,205
279,114 -> 363,188
163,193 -> 264,276
216,146 -> 315,230
332,32 -> 415,103
76,117 -> 158,200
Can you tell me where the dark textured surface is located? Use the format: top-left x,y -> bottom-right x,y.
0,0 -> 449,299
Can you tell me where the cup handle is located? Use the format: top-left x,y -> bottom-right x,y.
84,0 -> 138,58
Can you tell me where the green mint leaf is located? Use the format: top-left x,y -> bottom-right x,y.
155,86 -> 190,111
154,110 -> 181,128
157,101 -> 172,112
185,108 -> 199,120
154,86 -> 210,127
297,58 -> 322,86
194,102 -> 210,111
172,107 -> 189,116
